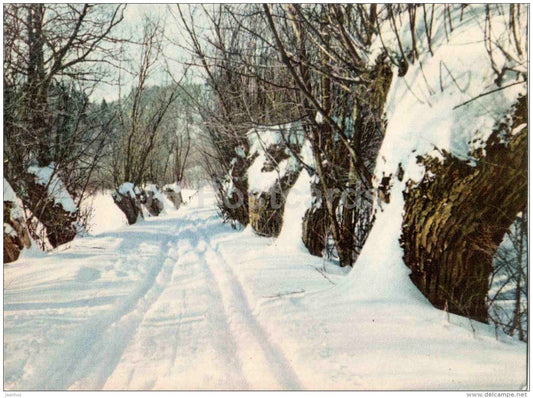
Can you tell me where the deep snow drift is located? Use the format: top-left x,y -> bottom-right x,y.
4,187 -> 526,390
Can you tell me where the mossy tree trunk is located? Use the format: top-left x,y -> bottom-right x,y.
401,95 -> 527,323
24,173 -> 77,248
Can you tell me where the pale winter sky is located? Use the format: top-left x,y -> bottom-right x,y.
90,4 -> 203,103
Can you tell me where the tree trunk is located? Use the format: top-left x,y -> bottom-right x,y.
112,190 -> 143,225
26,4 -> 52,167
219,154 -> 251,227
3,201 -> 31,264
143,188 -> 164,217
24,172 -> 78,248
302,189 -> 328,257
401,95 -> 527,323
302,54 -> 392,266
249,170 -> 300,237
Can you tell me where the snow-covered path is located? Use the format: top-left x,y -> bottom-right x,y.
4,190 -> 332,390
103,208 -> 301,390
4,188 -> 527,390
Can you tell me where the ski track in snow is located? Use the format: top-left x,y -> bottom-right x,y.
199,223 -> 302,390
5,196 -> 304,390
102,209 -> 300,390
19,220 -> 181,390
103,211 -> 251,390
4,189 -> 527,390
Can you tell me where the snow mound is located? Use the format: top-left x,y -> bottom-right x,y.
82,191 -> 128,235
3,186 -> 525,390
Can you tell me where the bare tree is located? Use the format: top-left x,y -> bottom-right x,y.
112,16 -> 181,187
173,4 -> 394,264
261,4 -> 392,266
4,3 -> 125,247
4,4 -> 125,169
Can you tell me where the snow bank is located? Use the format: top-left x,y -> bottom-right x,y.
82,191 -> 128,235
181,189 -> 196,202
334,183 -> 427,302
4,187 -> 525,390
206,189 -> 526,390
274,170 -> 312,253
27,164 -> 77,213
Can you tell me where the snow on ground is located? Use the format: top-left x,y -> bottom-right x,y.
319,8 -> 529,385
3,187 -> 526,390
